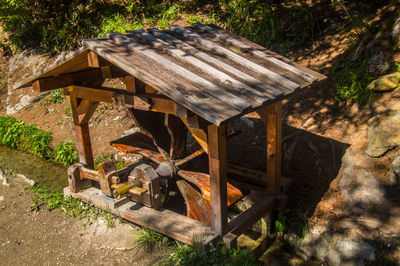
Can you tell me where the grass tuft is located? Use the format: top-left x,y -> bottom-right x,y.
161,241 -> 257,266
135,227 -> 169,252
29,183 -> 116,227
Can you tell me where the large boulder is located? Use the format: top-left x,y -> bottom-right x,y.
366,72 -> 400,92
340,149 -> 386,214
366,101 -> 400,157
5,51 -> 71,114
393,150 -> 400,177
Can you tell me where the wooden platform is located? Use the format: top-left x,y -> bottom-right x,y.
64,186 -> 218,245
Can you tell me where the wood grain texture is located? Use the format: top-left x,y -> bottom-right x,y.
83,35 -> 240,125
192,23 -> 319,84
228,194 -> 275,235
257,101 -> 282,194
169,26 -> 299,93
19,25 -> 325,126
64,186 -> 218,245
207,124 -> 228,235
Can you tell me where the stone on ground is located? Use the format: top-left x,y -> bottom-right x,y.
83,219 -> 137,250
366,102 -> 400,157
366,72 -> 400,92
393,150 -> 400,177
340,149 -> 386,214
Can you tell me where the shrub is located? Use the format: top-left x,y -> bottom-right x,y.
98,13 -> 144,37
332,60 -> 374,105
0,116 -> 79,165
0,116 -> 53,158
0,0 -> 125,53
54,141 -> 79,166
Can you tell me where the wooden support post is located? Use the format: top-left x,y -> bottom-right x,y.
69,86 -> 98,169
122,75 -> 136,93
207,124 -> 228,235
223,233 -> 238,249
257,101 -> 282,195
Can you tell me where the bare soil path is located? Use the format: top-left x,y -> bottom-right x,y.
0,176 -> 161,265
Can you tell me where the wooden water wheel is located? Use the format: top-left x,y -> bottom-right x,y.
17,23 -> 326,247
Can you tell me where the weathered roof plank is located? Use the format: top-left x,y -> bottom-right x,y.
169,25 -> 300,93
17,23 -> 326,125
82,37 -> 241,125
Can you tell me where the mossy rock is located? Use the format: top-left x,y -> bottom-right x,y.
367,72 -> 400,92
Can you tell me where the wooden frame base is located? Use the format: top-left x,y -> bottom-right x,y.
64,186 -> 219,245
64,185 -> 278,247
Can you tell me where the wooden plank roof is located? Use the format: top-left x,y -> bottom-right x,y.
17,23 -> 326,125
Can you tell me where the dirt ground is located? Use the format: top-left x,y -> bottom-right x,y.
0,175 -> 164,265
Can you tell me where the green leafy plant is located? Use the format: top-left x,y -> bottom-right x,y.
275,209 -> 289,234
54,141 -> 79,166
64,104 -> 72,117
44,89 -> 64,105
98,13 -> 142,37
157,4 -> 179,29
0,116 -> 53,158
332,60 -> 374,105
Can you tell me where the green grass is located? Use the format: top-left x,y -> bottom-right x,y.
162,241 -> 257,266
29,183 -> 116,227
135,227 -> 169,252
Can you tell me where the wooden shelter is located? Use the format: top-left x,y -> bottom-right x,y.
17,23 -> 325,247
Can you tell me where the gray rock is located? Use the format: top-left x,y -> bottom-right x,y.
297,227 -> 376,266
14,174 -> 35,186
393,17 -> 400,48
366,102 -> 400,157
393,151 -> 400,177
0,169 -> 9,187
0,196 -> 4,202
368,53 -> 391,76
5,50 -> 72,115
340,168 -> 386,214
6,95 -> 34,114
340,149 -> 386,214
335,239 -> 375,263
366,72 -> 400,92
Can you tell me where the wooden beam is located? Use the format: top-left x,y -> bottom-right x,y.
69,87 -> 95,169
68,85 -> 176,114
181,117 -> 208,153
227,194 -> 275,236
32,69 -> 105,92
68,86 -> 115,103
257,101 -> 282,195
76,99 -> 99,124
88,51 -> 100,67
207,124 -> 228,235
122,75 -> 136,93
65,186 -> 218,245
